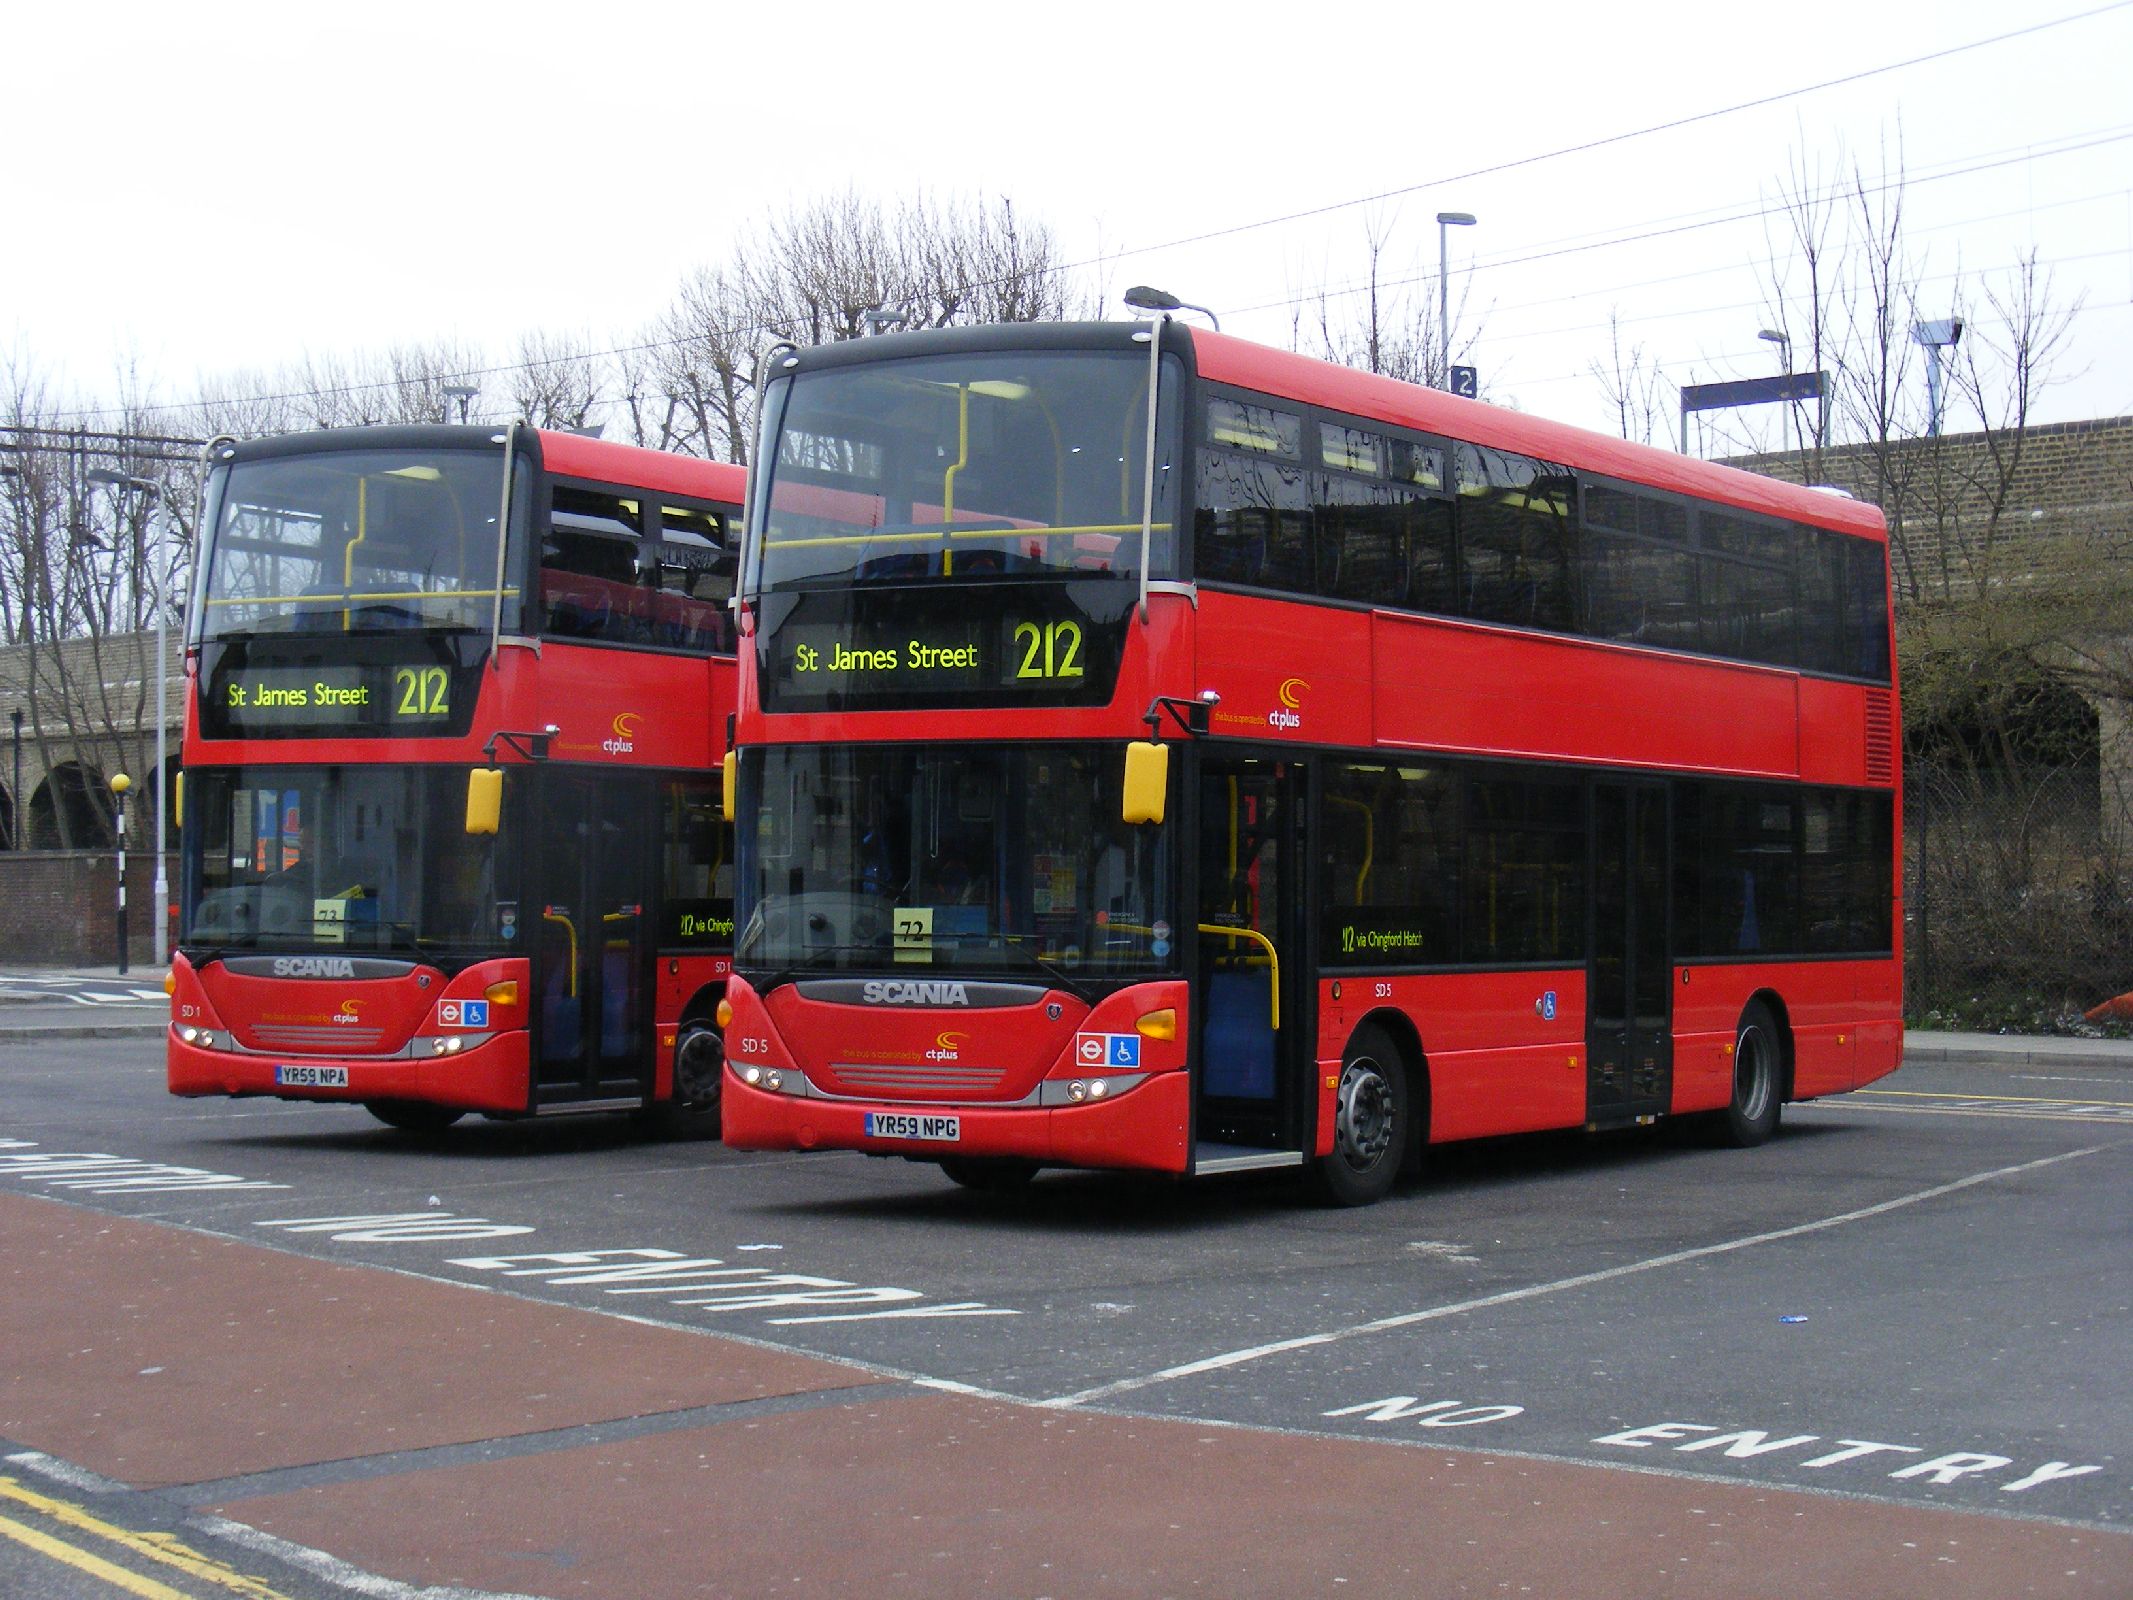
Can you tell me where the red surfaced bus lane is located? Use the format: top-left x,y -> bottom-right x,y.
1,1191 -> 2126,1598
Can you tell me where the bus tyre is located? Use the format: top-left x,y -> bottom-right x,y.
1722,1002 -> 1784,1148
363,1099 -> 466,1133
642,1021 -> 723,1140
1312,1025 -> 1407,1207
940,1157 -> 1038,1194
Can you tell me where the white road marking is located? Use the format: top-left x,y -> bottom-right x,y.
1042,1144 -> 2116,1408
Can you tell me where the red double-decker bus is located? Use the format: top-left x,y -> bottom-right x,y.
720,322 -> 1901,1203
168,424 -> 745,1133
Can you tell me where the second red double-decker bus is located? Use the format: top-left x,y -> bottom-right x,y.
168,423 -> 745,1132
719,321 -> 1902,1202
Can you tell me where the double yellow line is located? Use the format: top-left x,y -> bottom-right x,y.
0,1475 -> 295,1600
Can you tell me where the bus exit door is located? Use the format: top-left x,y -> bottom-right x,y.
1193,756 -> 1310,1172
534,770 -> 653,1105
1588,778 -> 1672,1126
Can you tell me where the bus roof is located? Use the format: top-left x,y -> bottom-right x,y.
1188,328 -> 1887,541
775,321 -> 1885,543
212,424 -> 744,508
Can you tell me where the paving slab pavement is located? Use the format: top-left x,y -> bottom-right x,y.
2,1191 -> 2126,1599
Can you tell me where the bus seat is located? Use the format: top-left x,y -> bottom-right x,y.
1202,969 -> 1276,1099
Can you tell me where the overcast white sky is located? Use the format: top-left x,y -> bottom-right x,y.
6,0 -> 2129,452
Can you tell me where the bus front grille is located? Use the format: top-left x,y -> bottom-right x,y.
251,1025 -> 389,1050
830,1063 -> 1008,1096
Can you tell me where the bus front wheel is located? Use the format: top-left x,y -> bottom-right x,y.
641,1021 -> 723,1139
1312,1025 -> 1407,1207
940,1157 -> 1038,1194
363,1099 -> 466,1134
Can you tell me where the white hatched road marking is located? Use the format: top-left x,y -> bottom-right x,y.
1819,1088 -> 2133,1123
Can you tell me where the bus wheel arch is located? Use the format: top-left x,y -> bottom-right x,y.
1311,1019 -> 1412,1206
644,982 -> 725,1139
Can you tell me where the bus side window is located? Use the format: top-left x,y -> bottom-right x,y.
1456,446 -> 1575,633
1195,449 -> 1310,590
543,485 -> 645,644
650,505 -> 736,653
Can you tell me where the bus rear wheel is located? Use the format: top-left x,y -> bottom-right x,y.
1311,1025 -> 1407,1207
940,1157 -> 1038,1194
1720,1001 -> 1784,1147
363,1099 -> 466,1133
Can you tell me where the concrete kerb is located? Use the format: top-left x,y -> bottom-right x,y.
0,967 -> 170,1042
5,970 -> 2133,1069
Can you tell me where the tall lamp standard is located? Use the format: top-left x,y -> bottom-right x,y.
1757,329 -> 1795,458
1435,212 -> 1477,389
9,708 -> 20,851
88,469 -> 172,965
109,772 -> 131,974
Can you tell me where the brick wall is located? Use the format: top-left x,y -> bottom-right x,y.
1728,416 -> 2133,605
0,852 -> 174,968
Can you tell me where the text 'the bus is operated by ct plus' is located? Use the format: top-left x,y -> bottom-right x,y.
167,424 -> 745,1133
717,318 -> 1901,1204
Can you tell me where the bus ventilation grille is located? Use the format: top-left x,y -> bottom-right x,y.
252,1024 -> 389,1050
1864,689 -> 1894,784
831,1062 -> 1008,1095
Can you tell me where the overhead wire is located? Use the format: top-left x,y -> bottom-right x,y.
40,1 -> 2133,427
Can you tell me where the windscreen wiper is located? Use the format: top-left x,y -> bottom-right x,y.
985,937 -> 1096,1002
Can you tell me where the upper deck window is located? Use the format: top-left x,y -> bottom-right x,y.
198,447 -> 524,642
752,351 -> 1183,594
1321,423 -> 1386,477
1209,399 -> 1302,459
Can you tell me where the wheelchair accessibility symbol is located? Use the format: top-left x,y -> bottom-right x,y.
1538,991 -> 1558,1022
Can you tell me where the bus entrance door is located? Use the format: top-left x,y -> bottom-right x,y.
533,771 -> 654,1106
1192,757 -> 1309,1173
1588,778 -> 1672,1127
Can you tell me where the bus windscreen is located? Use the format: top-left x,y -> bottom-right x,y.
751,352 -> 1181,594
184,765 -> 519,954
198,447 -> 525,639
737,743 -> 1173,981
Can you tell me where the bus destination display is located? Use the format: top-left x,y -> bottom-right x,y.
203,656 -> 468,737
759,585 -> 1129,711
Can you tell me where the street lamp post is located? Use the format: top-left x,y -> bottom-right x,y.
89,470 -> 172,965
1435,213 -> 1477,390
1757,329 -> 1795,458
1911,318 -> 1965,438
110,772 -> 131,975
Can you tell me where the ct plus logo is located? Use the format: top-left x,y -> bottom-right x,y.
926,1031 -> 966,1063
1269,678 -> 1308,733
602,712 -> 642,756
330,999 -> 363,1026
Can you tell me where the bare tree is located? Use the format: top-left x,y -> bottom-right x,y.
1588,310 -> 1673,447
646,189 -> 1086,465
1298,213 -> 1480,391
1,355 -> 195,848
508,330 -> 607,433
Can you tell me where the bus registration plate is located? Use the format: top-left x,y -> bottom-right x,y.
864,1112 -> 960,1142
275,1065 -> 349,1088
